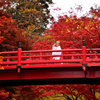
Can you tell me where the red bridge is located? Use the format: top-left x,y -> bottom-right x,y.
1,41 -> 100,85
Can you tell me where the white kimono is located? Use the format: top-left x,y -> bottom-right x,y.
52,45 -> 61,60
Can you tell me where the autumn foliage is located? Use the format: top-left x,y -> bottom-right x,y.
0,84 -> 100,100
33,7 -> 100,50
1,0 -> 100,100
0,0 -> 33,51
0,16 -> 33,51
0,0 -> 54,51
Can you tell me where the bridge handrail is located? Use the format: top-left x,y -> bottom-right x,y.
1,48 -> 100,54
0,51 -> 17,54
1,41 -> 100,73
86,48 -> 100,51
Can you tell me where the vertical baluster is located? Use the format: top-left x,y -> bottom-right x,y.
50,51 -> 52,61
61,50 -> 63,60
29,57 -> 32,60
40,52 -> 42,64
40,52 -> 42,60
7,58 -> 10,67
72,55 -> 74,60
95,51 -> 98,59
61,50 -> 63,64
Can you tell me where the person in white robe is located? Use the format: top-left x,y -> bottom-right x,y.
52,41 -> 61,60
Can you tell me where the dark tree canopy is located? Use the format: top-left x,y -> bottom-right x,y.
5,0 -> 53,38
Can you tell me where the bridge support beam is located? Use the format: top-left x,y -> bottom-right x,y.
0,67 -> 100,85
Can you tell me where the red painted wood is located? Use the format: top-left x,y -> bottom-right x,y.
17,48 -> 22,66
0,47 -> 100,81
0,67 -> 100,80
82,46 -> 86,64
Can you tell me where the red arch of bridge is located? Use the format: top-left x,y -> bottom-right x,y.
1,42 -> 100,85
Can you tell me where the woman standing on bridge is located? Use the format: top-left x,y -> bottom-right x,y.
52,41 -> 62,60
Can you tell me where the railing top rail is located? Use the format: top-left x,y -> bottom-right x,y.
86,48 -> 100,51
0,49 -> 82,54
21,49 -> 82,53
0,51 -> 18,54
1,48 -> 100,54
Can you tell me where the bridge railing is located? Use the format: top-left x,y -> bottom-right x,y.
1,41 -> 100,72
0,49 -> 83,64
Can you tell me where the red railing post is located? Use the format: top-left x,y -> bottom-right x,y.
17,42 -> 22,73
82,40 -> 87,72
7,58 -> 10,67
40,52 -> 42,60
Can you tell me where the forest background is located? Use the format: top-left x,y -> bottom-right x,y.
0,0 -> 100,100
